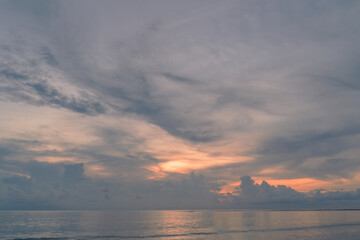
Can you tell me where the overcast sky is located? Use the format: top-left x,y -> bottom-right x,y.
1,0 -> 360,210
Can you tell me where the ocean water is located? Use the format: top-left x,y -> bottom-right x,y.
1,210 -> 360,240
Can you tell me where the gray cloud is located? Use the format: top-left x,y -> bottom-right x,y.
0,69 -> 107,115
40,46 -> 59,66
27,81 -> 107,115
62,163 -> 86,184
1,0 -> 360,210
161,72 -> 201,85
0,150 -> 221,210
0,69 -> 29,80
251,125 -> 360,180
2,166 -> 360,210
228,176 -> 360,210
230,176 -> 305,208
2,175 -> 33,188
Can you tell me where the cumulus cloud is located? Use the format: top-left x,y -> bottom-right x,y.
0,157 -> 221,210
228,176 -> 305,209
237,176 -> 304,202
227,176 -> 360,210
2,169 -> 360,210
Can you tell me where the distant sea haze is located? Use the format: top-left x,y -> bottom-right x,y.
1,210 -> 360,240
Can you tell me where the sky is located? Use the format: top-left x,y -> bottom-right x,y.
1,0 -> 360,210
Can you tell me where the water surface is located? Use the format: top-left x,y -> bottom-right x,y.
1,210 -> 360,240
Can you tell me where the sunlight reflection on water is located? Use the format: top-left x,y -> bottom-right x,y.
1,210 -> 360,240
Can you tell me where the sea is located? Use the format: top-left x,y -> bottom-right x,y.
1,210 -> 360,240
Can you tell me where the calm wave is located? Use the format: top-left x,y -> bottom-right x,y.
1,210 -> 360,240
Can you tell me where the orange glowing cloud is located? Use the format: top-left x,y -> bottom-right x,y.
107,117 -> 254,178
218,175 -> 360,195
35,156 -> 78,163
140,126 -> 252,177
85,164 -> 112,178
252,177 -> 330,192
218,180 -> 242,195
145,151 -> 251,178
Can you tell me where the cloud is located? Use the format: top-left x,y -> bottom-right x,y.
2,175 -> 33,189
63,163 -> 86,184
26,81 -> 107,115
0,154 -> 221,209
0,26 -> 107,116
232,176 -> 305,204
2,167 -> 360,210
120,172 -> 222,210
41,46 -> 59,66
0,69 -> 28,80
161,72 -> 200,85
0,66 -> 107,116
26,160 -> 64,183
227,176 -> 360,210
251,125 -> 360,181
1,1 -> 360,209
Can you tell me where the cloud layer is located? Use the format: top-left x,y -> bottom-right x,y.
1,0 -> 360,209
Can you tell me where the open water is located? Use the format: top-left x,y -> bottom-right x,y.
1,210 -> 360,240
